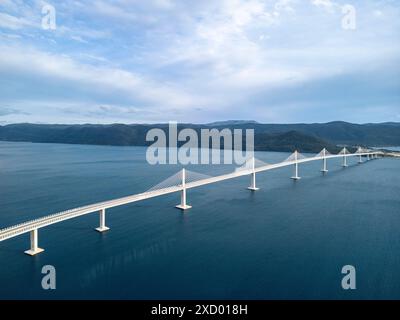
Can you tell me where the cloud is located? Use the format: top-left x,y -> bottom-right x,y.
0,44 -> 212,122
0,0 -> 399,124
92,1 -> 140,22
311,0 -> 336,11
0,12 -> 33,29
0,106 -> 29,116
0,0 -> 21,11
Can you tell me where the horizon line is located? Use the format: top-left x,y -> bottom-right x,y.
1,120 -> 400,126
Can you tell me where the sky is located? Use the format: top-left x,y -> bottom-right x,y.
0,0 -> 399,124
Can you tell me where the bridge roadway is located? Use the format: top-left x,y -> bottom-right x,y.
0,151 -> 380,254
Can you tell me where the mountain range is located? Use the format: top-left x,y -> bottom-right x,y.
0,121 -> 399,153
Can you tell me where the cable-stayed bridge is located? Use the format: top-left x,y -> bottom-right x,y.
0,148 -> 383,256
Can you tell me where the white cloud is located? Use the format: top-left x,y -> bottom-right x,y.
0,0 -> 20,11
93,1 -> 138,21
0,106 -> 28,116
0,12 -> 33,29
373,10 -> 383,18
274,0 -> 296,14
153,0 -> 175,10
0,0 -> 399,123
0,45 -> 211,116
311,0 -> 334,8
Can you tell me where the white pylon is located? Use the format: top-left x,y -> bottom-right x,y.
24,228 -> 44,256
321,148 -> 328,173
176,168 -> 192,210
95,208 -> 109,232
248,156 -> 260,191
291,151 -> 301,180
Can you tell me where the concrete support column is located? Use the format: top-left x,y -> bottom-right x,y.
248,157 -> 259,191
95,208 -> 109,232
291,151 -> 301,180
24,229 -> 44,256
321,148 -> 328,173
176,168 -> 192,210
342,155 -> 348,167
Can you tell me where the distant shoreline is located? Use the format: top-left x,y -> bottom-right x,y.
1,121 -> 400,154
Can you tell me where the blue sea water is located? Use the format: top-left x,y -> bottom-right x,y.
385,147 -> 400,152
0,141 -> 399,300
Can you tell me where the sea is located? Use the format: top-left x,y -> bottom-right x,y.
0,141 -> 399,299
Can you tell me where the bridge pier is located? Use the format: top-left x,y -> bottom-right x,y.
248,172 -> 259,191
291,163 -> 301,180
176,168 -> 192,210
24,229 -> 44,256
321,158 -> 328,173
342,155 -> 348,167
358,154 -> 363,164
95,209 -> 109,232
291,151 -> 301,180
321,149 -> 328,173
248,157 -> 259,191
